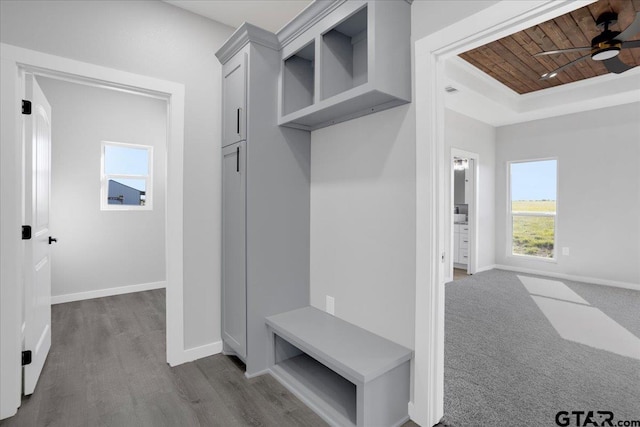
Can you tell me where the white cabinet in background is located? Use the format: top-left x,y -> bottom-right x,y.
454,224 -> 469,266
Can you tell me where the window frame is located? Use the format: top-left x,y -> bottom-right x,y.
507,157 -> 558,262
100,141 -> 153,211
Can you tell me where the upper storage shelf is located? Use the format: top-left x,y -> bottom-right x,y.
277,0 -> 412,131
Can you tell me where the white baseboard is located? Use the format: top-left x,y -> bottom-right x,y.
51,281 -> 166,304
179,341 -> 223,364
245,369 -> 269,379
494,265 -> 640,292
475,264 -> 497,274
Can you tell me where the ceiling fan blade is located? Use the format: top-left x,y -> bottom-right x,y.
539,54 -> 591,80
535,46 -> 591,56
622,39 -> 640,49
617,11 -> 640,41
602,56 -> 633,74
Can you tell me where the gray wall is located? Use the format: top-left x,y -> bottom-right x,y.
309,0 -> 500,350
37,77 -> 166,298
445,109 -> 496,274
495,103 -> 640,285
1,0 -> 233,349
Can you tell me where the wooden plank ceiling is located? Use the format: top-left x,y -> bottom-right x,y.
459,0 -> 640,94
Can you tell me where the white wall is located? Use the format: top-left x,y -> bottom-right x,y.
412,0 -> 500,41
310,104 -> 416,349
445,109 -> 496,276
309,0 -> 500,351
495,102 -> 640,285
0,0 -> 233,348
37,77 -> 166,299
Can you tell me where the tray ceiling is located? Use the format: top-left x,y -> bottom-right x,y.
459,0 -> 640,94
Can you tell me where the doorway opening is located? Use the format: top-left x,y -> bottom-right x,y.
24,71 -> 168,402
412,1 -> 593,426
1,44 -> 185,419
449,150 -> 478,282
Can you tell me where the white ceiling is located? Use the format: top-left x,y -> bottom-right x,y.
443,56 -> 640,127
163,0 -> 312,33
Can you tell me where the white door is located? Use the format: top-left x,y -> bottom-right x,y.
23,74 -> 53,395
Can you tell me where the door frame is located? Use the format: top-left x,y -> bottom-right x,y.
449,148 -> 479,280
410,1 -> 595,425
0,43 -> 185,419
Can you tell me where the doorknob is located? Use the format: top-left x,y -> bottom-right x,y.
48,237 -> 57,244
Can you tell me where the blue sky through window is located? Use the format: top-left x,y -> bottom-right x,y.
511,160 -> 557,201
105,144 -> 149,175
104,144 -> 149,191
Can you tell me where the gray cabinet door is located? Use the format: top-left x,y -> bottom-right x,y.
222,141 -> 246,357
222,53 -> 247,147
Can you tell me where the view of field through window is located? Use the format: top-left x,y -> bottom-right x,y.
510,160 -> 557,258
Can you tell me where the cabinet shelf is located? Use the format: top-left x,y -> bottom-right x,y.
278,0 -> 411,131
272,335 -> 357,426
321,5 -> 368,100
282,41 -> 316,116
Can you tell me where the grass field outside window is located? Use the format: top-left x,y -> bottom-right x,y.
512,201 -> 556,258
509,159 -> 557,259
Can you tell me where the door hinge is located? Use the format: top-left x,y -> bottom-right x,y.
442,252 -> 446,262
22,100 -> 32,115
22,225 -> 32,240
22,350 -> 32,366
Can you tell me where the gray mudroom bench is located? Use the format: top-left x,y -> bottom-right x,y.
266,307 -> 413,427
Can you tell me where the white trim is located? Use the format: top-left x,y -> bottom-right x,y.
51,281 -> 166,305
100,141 -> 154,211
494,265 -> 640,292
245,369 -> 269,379
475,264 -> 497,274
0,43 -> 185,419
412,1 -> 595,425
177,341 -> 223,365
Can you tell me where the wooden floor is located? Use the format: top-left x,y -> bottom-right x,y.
1,290 -> 422,427
0,290 -> 329,427
452,268 -> 467,281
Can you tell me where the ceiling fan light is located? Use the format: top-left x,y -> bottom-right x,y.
592,46 -> 620,61
549,72 -> 558,78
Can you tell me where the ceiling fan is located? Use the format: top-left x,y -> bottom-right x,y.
537,11 -> 640,80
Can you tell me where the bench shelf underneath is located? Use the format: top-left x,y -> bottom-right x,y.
266,306 -> 412,427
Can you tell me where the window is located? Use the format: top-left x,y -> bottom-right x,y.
101,141 -> 153,210
509,159 -> 557,259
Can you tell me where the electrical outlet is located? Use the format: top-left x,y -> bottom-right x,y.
562,247 -> 570,256
326,296 -> 335,315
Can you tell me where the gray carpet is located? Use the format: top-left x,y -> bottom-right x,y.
443,269 -> 640,427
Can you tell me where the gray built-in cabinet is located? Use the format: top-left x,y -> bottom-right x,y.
216,0 -> 412,422
222,53 -> 246,147
216,24 -> 311,377
221,141 -> 246,357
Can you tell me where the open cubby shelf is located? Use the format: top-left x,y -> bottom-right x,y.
282,41 -> 315,116
321,6 -> 368,100
278,0 -> 411,130
273,335 -> 357,425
